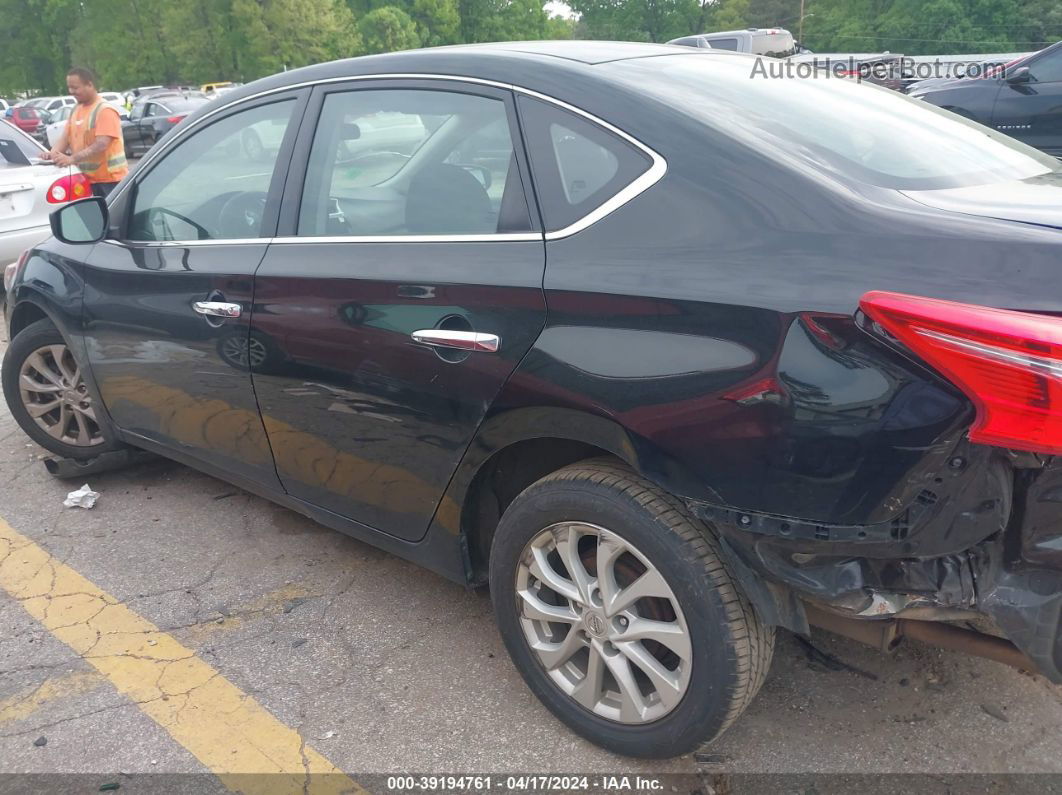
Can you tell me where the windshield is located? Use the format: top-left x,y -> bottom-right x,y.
611,54 -> 1057,190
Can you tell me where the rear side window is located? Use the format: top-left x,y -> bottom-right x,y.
707,37 -> 739,51
298,88 -> 530,237
517,96 -> 651,233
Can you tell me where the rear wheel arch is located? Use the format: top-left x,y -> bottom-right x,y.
8,299 -> 51,340
451,407 -> 711,584
461,437 -> 622,584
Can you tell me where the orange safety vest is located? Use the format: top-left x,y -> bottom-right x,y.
68,100 -> 128,184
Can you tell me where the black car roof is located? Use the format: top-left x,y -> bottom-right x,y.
226,41 -> 712,99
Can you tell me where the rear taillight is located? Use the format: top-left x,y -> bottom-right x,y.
861,291 -> 1062,455
167,115 -> 186,124
5,249 -> 29,292
46,173 -> 91,204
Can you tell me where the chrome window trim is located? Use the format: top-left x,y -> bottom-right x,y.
103,233 -> 542,247
101,238 -> 271,248
271,233 -> 542,244
112,71 -> 667,243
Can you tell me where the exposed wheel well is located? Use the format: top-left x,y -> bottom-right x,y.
8,301 -> 50,340
462,437 -> 622,585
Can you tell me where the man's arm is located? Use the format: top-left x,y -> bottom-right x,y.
52,136 -> 113,168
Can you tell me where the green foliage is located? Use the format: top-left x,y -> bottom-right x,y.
359,6 -> 421,53
1,0 -> 1060,98
410,0 -> 462,46
569,0 -> 700,42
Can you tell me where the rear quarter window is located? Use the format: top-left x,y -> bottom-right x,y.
517,96 -> 653,234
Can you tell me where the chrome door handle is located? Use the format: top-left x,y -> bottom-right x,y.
193,301 -> 241,318
411,329 -> 500,353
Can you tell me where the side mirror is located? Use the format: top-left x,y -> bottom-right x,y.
50,197 -> 108,244
1007,66 -> 1032,84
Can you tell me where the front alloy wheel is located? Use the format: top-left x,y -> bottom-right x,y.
3,318 -> 122,460
19,344 -> 103,447
516,522 -> 692,724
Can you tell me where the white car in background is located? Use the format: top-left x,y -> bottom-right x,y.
0,120 -> 91,288
43,105 -> 73,149
28,96 -> 76,116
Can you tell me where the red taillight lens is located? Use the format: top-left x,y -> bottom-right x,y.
861,290 -> 1062,455
46,173 -> 91,204
167,115 -> 186,124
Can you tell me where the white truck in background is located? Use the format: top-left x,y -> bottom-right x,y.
668,28 -> 798,58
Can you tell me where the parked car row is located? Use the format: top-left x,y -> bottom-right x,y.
122,92 -> 212,159
907,40 -> 1062,156
3,92 -> 127,145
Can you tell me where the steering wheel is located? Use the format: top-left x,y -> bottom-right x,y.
217,191 -> 268,239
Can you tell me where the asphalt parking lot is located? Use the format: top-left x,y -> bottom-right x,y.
0,328 -> 1061,792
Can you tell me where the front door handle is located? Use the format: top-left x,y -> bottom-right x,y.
411,329 -> 500,353
193,301 -> 241,319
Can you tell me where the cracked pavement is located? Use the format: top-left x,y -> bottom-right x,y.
0,334 -> 1061,785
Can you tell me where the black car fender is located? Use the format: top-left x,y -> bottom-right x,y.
6,244 -> 119,437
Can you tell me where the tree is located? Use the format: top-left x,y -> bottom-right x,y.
359,6 -> 421,53
410,0 -> 462,46
569,0 -> 699,42
712,0 -> 750,30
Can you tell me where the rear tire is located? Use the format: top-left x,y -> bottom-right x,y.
2,318 -> 122,460
489,459 -> 774,758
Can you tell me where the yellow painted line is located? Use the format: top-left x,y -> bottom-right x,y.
0,518 -> 364,794
0,670 -> 105,726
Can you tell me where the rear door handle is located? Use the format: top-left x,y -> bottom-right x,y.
411,329 -> 500,353
193,301 -> 241,318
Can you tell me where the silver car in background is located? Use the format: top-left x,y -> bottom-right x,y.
0,120 -> 89,286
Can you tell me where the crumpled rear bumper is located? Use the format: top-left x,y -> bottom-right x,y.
690,450 -> 1062,683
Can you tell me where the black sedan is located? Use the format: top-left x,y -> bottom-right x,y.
6,41 -> 1062,757
122,93 -> 210,158
910,40 -> 1062,155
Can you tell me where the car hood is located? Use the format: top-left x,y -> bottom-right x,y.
901,172 -> 1062,230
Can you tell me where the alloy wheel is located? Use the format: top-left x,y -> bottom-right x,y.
18,344 -> 104,447
515,522 -> 692,724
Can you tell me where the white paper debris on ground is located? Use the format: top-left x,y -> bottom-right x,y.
316,731 -> 337,740
63,484 -> 99,509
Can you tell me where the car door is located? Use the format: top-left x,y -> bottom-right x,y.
135,102 -> 164,153
249,79 -> 546,541
124,102 -> 147,153
992,46 -> 1062,155
46,106 -> 70,148
80,89 -> 308,490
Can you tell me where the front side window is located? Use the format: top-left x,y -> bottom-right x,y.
517,95 -> 651,233
127,99 -> 294,242
1029,49 -> 1062,83
298,88 -> 529,236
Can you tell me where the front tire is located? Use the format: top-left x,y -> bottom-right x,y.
489,460 -> 773,758
2,318 -> 122,460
